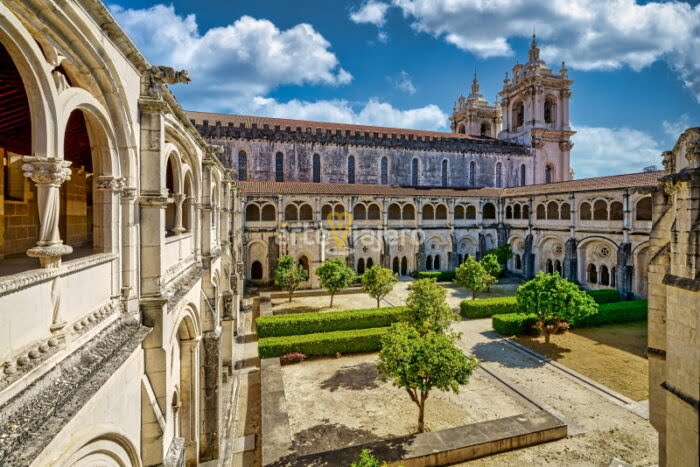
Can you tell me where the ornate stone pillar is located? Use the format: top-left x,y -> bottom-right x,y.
21,156 -> 73,268
200,328 -> 222,461
172,194 -> 186,235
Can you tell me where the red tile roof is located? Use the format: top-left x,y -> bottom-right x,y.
501,170 -> 662,196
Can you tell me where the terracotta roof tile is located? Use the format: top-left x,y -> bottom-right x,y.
501,170 -> 662,197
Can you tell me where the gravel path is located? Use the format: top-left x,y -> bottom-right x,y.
453,319 -> 658,466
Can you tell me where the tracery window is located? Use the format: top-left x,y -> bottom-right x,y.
411,158 -> 418,185
275,152 -> 284,182
312,153 -> 320,183
441,159 -> 448,186
238,150 -> 247,181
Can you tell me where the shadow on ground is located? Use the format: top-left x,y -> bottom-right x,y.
470,332 -> 567,368
319,362 -> 381,392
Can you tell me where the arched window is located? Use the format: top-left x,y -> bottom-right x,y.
299,204 -> 313,221
506,205 -> 513,219
426,255 -> 433,270
348,155 -> 356,184
610,201 -> 623,221
636,197 -> 652,221
298,256 -> 310,276
545,165 -> 553,184
368,203 -> 381,220
536,204 -> 546,220
380,157 -> 388,184
434,255 -> 441,270
554,260 -> 562,275
588,264 -> 598,284
261,204 -> 276,221
435,204 -> 447,220
600,265 -> 610,286
580,202 -> 592,220
251,261 -> 263,280
513,101 -> 525,128
480,122 -> 491,137
393,257 -> 400,274
238,150 -> 247,181
560,203 -> 571,220
321,204 -> 333,220
520,164 -> 526,186
334,204 -> 345,215
312,153 -> 321,183
285,204 -> 298,221
367,257 -> 374,269
544,97 -> 555,124
483,203 -> 496,220
411,158 -> 418,185
403,204 -> 415,220
353,204 -> 367,220
245,204 -> 260,221
458,124 -> 466,134
593,200 -> 608,220
275,152 -> 284,182
513,204 -> 521,219
469,161 -> 476,186
422,204 -> 434,220
495,162 -> 503,188
522,204 -> 529,219
441,159 -> 448,186
546,259 -> 554,274
514,254 -> 522,270
455,205 -> 465,219
388,203 -> 401,220
465,205 -> 476,220
547,201 -> 559,220
357,258 -> 365,275
401,257 -> 408,275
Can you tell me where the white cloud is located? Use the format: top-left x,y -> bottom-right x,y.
377,31 -> 389,43
244,97 -> 448,131
389,70 -> 416,95
662,114 -> 691,140
110,4 -> 351,106
392,0 -> 700,100
350,1 -> 390,27
572,125 -> 662,179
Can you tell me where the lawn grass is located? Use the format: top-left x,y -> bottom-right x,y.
514,321 -> 648,401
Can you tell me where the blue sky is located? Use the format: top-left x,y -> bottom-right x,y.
110,0 -> 700,178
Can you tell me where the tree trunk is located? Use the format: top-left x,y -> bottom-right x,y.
377,298 -> 381,308
544,330 -> 551,344
417,392 -> 428,433
288,289 -> 293,302
330,292 -> 334,308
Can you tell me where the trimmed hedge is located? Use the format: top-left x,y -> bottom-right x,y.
575,300 -> 647,327
256,306 -> 407,338
492,313 -> 538,336
417,271 -> 456,282
585,289 -> 621,304
258,327 -> 388,358
460,296 -> 518,319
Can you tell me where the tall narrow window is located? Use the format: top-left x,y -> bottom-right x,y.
238,150 -> 247,181
275,152 -> 284,182
495,162 -> 503,188
312,153 -> 320,183
380,157 -> 388,184
545,165 -> 553,184
520,164 -> 526,186
544,97 -> 554,124
469,161 -> 476,186
441,159 -> 448,186
348,155 -> 356,184
411,159 -> 418,186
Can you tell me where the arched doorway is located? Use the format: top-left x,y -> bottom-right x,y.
588,264 -> 598,284
392,257 -> 399,274
600,265 -> 610,286
546,259 -> 553,274
401,256 -> 408,275
251,261 -> 263,280
426,255 -> 433,270
298,255 -> 310,277
176,314 -> 200,465
357,257 -> 365,275
434,255 -> 441,270
366,257 -> 374,269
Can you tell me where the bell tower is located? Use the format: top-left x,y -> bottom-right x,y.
498,35 -> 575,183
451,71 -> 502,138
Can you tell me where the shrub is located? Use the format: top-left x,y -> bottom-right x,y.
460,296 -> 518,318
256,306 -> 407,338
492,313 -> 538,336
585,289 -> 621,304
352,275 -> 364,285
575,300 -> 647,327
417,271 -> 456,282
258,327 -> 388,358
279,352 -> 306,365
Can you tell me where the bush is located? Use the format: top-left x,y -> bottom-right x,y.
256,306 -> 407,338
492,313 -> 538,336
258,327 -> 388,358
585,289 -> 621,304
460,296 -> 518,318
575,300 -> 647,327
279,352 -> 306,365
417,271 -> 455,282
352,275 -> 364,285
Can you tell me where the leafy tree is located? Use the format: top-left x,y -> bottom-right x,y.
485,244 -> 514,271
455,256 -> 488,299
274,255 -> 308,302
361,265 -> 398,308
350,449 -> 387,467
315,258 -> 355,307
378,323 -> 479,433
516,272 -> 598,343
480,254 -> 501,292
405,278 -> 458,336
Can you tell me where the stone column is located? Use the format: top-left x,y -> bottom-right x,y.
21,156 -> 73,268
172,194 -> 186,235
181,336 -> 201,465
616,242 -> 633,299
200,328 -> 222,461
563,237 -> 578,282
523,233 -> 535,279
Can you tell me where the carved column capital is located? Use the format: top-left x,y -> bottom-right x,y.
96,176 -> 127,192
21,156 -> 72,186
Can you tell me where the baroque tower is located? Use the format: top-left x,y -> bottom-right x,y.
451,71 -> 503,138
498,35 -> 574,184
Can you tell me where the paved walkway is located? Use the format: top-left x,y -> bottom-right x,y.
453,319 -> 658,466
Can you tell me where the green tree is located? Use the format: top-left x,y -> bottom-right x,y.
378,323 -> 479,433
516,272 -> 598,343
350,449 -> 387,467
316,258 -> 355,307
480,254 -> 501,292
405,278 -> 458,336
485,244 -> 514,272
274,255 -> 308,302
361,265 -> 398,308
455,256 -> 488,299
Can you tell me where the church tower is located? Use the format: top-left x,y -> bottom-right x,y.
450,71 -> 502,138
498,35 -> 575,183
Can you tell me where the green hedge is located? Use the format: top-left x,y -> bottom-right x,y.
256,306 -> 407,338
259,327 -> 388,358
460,296 -> 518,319
575,300 -> 647,327
417,271 -> 456,282
585,289 -> 621,304
492,313 -> 538,336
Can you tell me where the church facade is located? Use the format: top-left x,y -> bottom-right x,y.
0,1 -> 697,466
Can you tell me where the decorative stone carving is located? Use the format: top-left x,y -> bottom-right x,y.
662,151 -> 675,174
146,65 -> 191,97
96,176 -> 127,192
559,140 -> 574,152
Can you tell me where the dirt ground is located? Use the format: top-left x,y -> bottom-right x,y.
280,353 -> 528,456
514,322 -> 648,401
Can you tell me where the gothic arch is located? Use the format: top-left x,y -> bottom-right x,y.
55,430 -> 141,467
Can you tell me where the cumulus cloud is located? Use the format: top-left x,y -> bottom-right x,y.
389,70 -> 417,95
110,4 -> 351,105
572,125 -> 662,179
350,1 -> 390,26
392,0 -> 700,100
662,114 -> 692,140
244,97 -> 448,131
